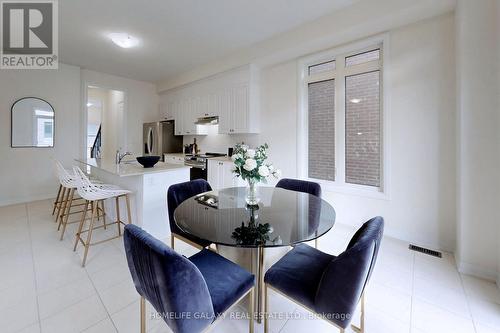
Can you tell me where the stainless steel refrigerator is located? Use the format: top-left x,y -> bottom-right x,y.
143,121 -> 183,159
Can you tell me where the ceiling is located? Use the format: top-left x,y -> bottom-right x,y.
59,0 -> 356,83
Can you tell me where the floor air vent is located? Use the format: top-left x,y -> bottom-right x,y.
409,244 -> 442,258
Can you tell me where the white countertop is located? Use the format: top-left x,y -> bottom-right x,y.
163,153 -> 185,157
210,156 -> 233,162
76,158 -> 189,177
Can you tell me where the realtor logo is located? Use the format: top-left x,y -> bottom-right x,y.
1,0 -> 58,69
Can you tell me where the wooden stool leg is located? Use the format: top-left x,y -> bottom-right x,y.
82,201 -> 97,267
60,188 -> 75,240
58,188 -> 71,229
116,196 -> 122,236
125,194 -> 132,224
100,200 -> 107,229
52,184 -> 62,215
55,187 -> 67,224
74,200 -> 89,251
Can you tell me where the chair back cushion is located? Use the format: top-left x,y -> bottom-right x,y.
314,216 -> 384,328
123,224 -> 214,333
167,180 -> 212,234
275,178 -> 322,197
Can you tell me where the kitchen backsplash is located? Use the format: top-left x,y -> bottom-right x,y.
182,125 -> 259,154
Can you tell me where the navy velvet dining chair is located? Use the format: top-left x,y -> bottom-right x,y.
263,216 -> 384,333
275,178 -> 322,197
123,224 -> 255,333
275,178 -> 322,247
167,179 -> 212,250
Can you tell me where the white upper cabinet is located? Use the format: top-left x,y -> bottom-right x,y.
160,98 -> 174,120
159,64 -> 260,135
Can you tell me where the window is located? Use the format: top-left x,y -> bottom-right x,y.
301,44 -> 384,192
44,122 -> 53,138
345,71 -> 380,187
308,79 -> 335,181
308,60 -> 336,75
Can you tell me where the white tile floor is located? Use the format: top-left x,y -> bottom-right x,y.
1,199 -> 500,333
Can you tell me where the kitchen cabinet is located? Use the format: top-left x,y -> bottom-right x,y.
218,84 -> 251,134
208,159 -> 244,191
159,64 -> 260,135
183,98 -> 197,135
161,101 -> 175,120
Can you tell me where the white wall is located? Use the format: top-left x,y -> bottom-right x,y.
101,89 -> 125,159
456,0 -> 500,281
0,64 -> 81,205
0,65 -> 159,206
498,2 -> 500,287
157,0 -> 455,92
81,70 -> 159,157
163,14 -> 457,252
269,14 -> 457,251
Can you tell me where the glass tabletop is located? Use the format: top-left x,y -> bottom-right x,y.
173,186 -> 336,248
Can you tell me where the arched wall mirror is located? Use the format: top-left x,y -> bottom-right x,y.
11,97 -> 55,148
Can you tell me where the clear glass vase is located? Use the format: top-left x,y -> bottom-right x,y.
245,180 -> 260,206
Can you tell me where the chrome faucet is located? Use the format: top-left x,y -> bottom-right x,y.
116,150 -> 132,164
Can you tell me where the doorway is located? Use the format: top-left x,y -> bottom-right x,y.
86,86 -> 126,159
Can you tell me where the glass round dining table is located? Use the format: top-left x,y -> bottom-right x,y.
174,186 -> 336,320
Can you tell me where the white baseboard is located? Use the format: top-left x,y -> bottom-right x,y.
0,193 -> 54,207
458,261 -> 498,283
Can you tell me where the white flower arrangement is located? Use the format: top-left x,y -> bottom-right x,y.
232,143 -> 281,184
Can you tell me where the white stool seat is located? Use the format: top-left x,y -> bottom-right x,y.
72,166 -> 133,267
73,167 -> 131,201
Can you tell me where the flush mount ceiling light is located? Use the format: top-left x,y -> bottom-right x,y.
350,98 -> 362,104
108,33 -> 139,48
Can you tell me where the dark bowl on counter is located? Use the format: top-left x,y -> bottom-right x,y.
136,156 -> 161,168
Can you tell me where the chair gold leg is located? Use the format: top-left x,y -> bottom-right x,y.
361,292 -> 365,332
60,188 -> 75,240
52,184 -> 62,215
140,296 -> 146,333
82,201 -> 97,267
116,196 -> 122,236
73,200 -> 89,251
264,283 -> 268,333
171,235 -> 174,249
249,287 -> 254,333
315,238 -> 318,249
351,292 -> 365,333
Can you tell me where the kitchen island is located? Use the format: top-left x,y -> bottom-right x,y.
76,158 -> 190,239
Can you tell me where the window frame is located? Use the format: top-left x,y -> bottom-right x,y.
297,34 -> 391,199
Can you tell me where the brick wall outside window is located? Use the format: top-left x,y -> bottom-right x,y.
308,79 -> 335,181
345,71 -> 381,187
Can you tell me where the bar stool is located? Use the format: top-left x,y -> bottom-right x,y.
53,160 -> 104,240
72,166 -> 132,267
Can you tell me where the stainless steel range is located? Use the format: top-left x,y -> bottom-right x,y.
184,152 -> 226,180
